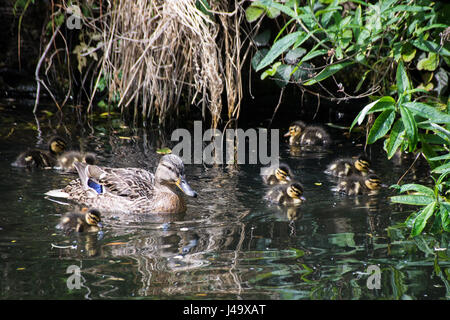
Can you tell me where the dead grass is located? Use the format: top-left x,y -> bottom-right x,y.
39,0 -> 257,129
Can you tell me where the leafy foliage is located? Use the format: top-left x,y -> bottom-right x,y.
246,0 -> 450,236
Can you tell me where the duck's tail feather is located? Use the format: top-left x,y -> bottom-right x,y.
73,161 -> 90,190
45,189 -> 70,198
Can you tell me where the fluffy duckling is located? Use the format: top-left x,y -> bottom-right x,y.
325,155 -> 373,177
284,120 -> 331,146
11,136 -> 67,168
265,181 -> 306,206
261,163 -> 293,185
336,174 -> 382,196
57,151 -> 97,173
57,207 -> 103,234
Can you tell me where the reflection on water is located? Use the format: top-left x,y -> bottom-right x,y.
0,105 -> 449,300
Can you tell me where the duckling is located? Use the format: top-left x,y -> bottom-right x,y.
265,181 -> 306,206
325,154 -> 373,177
261,163 -> 293,185
12,136 -> 67,169
336,174 -> 382,196
284,120 -> 331,146
57,207 -> 103,234
57,151 -> 97,172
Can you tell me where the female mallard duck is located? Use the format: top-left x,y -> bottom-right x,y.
336,174 -> 382,195
260,163 -> 293,185
57,151 -> 97,173
265,181 -> 306,206
325,155 -> 373,177
57,207 -> 103,234
12,136 -> 67,168
46,154 -> 198,214
284,120 -> 331,146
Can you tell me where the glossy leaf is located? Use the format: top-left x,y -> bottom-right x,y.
390,195 -> 434,206
411,202 -> 436,237
245,4 -> 265,23
402,102 -> 450,124
385,120 -> 405,159
367,109 -> 395,144
399,105 -> 417,152
256,31 -> 303,71
304,61 -> 353,86
396,60 -> 411,101
398,184 -> 434,197
350,96 -> 396,132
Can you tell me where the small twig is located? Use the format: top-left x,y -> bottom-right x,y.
268,87 -> 285,129
34,25 -> 61,113
397,152 -> 421,185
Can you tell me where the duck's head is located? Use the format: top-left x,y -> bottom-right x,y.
286,182 -> 306,203
155,154 -> 198,198
48,136 -> 67,155
83,208 -> 103,228
83,152 -> 97,165
354,155 -> 372,173
275,164 -> 292,183
364,174 -> 382,191
284,121 -> 306,139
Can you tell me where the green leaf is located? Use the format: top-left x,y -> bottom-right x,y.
253,29 -> 271,47
411,202 -> 436,237
299,48 -> 328,63
411,39 -> 450,57
390,195 -> 434,206
399,105 -> 418,152
417,52 -> 439,71
156,148 -> 172,155
429,153 -> 450,161
398,184 -> 435,197
432,162 -> 450,174
285,47 -> 307,65
403,102 -> 450,124
251,48 -> 269,71
396,60 -> 411,101
385,120 -> 405,159
304,61 -> 353,86
441,206 -> 450,232
274,64 -> 294,87
401,42 -> 416,62
256,31 -> 303,71
261,61 -> 281,80
245,4 -> 265,23
367,109 -> 395,144
386,5 -> 432,13
349,96 -> 396,132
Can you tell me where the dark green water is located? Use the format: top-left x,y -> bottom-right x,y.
1,104 -> 449,300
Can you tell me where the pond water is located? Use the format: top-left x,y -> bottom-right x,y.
0,103 -> 449,300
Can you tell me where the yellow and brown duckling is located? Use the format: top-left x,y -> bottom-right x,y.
325,154 -> 373,177
57,151 -> 97,173
336,174 -> 382,196
284,120 -> 331,147
11,136 -> 67,169
261,163 -> 293,185
57,207 -> 103,234
265,181 -> 306,206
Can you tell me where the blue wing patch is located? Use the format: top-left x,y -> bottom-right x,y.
88,179 -> 103,194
